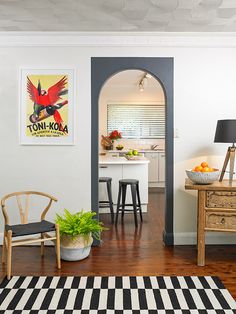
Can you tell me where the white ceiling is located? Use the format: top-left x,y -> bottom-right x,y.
101,70 -> 164,100
105,70 -> 161,88
1,0 -> 236,32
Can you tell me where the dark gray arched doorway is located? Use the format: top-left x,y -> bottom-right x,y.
91,57 -> 174,245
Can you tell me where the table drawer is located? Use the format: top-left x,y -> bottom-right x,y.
205,211 -> 236,230
206,191 -> 236,209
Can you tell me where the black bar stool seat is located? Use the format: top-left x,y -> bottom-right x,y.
99,177 -> 112,183
99,177 -> 114,223
115,179 -> 142,227
119,179 -> 138,185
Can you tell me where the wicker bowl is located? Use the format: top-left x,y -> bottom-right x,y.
186,169 -> 220,185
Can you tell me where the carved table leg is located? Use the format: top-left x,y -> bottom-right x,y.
197,191 -> 206,266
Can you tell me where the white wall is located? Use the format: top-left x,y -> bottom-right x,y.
0,33 -> 236,244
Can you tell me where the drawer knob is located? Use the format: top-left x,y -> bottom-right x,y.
220,218 -> 225,224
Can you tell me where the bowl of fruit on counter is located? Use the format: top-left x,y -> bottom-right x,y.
125,149 -> 144,160
116,144 -> 124,150
186,162 -> 220,184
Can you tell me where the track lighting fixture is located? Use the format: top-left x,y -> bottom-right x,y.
139,72 -> 150,92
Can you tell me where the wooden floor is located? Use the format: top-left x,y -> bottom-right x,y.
1,189 -> 236,299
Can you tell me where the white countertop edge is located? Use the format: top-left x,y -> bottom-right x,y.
103,149 -> 165,153
99,157 -> 150,165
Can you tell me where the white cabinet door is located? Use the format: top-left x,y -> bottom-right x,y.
145,153 -> 159,183
99,164 -> 122,205
122,164 -> 148,204
158,152 -> 165,182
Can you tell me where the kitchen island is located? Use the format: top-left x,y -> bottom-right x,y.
99,156 -> 149,212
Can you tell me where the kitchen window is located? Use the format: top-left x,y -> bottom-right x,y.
107,103 -> 165,139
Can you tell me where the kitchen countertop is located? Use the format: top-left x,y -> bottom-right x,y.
103,149 -> 165,153
99,156 -> 150,165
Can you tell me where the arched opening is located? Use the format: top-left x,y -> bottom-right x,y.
98,69 -> 166,244
91,57 -> 173,246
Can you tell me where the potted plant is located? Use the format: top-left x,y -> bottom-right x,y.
55,209 -> 106,261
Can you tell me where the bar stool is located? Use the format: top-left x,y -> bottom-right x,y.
99,177 -> 114,223
115,179 -> 142,227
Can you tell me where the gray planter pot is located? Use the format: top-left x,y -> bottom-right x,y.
58,234 -> 93,261
60,245 -> 91,261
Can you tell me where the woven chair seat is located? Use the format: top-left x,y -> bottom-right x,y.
5,220 -> 55,237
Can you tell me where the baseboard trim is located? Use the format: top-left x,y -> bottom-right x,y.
174,232 -> 236,245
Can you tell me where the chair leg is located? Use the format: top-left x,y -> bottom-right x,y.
41,233 -> 45,256
55,224 -> 61,269
115,184 -> 122,225
131,184 -> 138,228
2,231 -> 6,264
107,181 -> 114,224
121,185 -> 127,221
136,184 -> 143,222
7,230 -> 12,280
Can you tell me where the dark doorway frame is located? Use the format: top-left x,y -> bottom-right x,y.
91,57 -> 174,245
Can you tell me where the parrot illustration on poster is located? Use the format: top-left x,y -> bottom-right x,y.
27,75 -> 68,129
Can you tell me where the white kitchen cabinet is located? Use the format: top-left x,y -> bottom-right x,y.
144,151 -> 165,187
99,164 -> 122,204
158,152 -> 165,182
145,153 -> 159,183
122,164 -> 148,205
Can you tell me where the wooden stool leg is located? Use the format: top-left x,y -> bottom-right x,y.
41,233 -> 45,256
55,224 -> 61,269
107,181 -> 114,224
2,231 -> 6,264
7,230 -> 12,280
131,184 -> 138,228
136,184 -> 143,222
115,184 -> 122,225
121,185 -> 127,221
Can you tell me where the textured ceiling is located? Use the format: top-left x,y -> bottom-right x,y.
1,0 -> 236,32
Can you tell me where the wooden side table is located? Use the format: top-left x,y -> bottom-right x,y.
185,178 -> 236,266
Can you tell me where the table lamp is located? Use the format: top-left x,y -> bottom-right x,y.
214,119 -> 236,182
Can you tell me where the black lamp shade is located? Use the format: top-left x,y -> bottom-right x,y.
214,120 -> 236,144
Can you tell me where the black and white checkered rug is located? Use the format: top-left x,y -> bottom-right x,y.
0,276 -> 235,313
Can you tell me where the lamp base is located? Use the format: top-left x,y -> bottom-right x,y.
219,146 -> 235,183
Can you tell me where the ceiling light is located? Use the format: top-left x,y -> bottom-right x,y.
139,83 -> 144,92
138,72 -> 149,91
142,77 -> 148,87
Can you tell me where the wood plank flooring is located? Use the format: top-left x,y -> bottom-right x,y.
1,189 -> 236,299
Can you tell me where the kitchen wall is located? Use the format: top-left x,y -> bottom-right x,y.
0,33 -> 236,244
99,69 -> 165,151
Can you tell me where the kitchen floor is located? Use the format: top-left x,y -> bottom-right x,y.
99,187 -> 165,243
1,189 -> 236,299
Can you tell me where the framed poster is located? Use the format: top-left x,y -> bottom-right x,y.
20,68 -> 75,145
